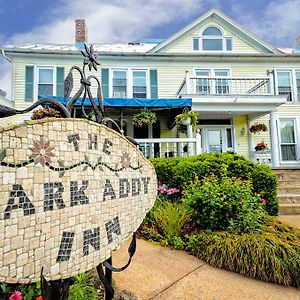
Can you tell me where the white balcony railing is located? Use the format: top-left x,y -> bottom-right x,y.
177,74 -> 273,96
136,135 -> 201,158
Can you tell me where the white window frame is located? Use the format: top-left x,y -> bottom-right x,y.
274,69 -> 300,103
193,68 -> 231,94
191,25 -> 233,53
278,118 -> 299,163
109,68 -> 150,98
35,66 -> 56,101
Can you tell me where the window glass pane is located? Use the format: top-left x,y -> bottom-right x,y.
203,39 -> 223,50
196,70 -> 210,94
38,84 -> 53,96
193,38 -> 199,50
215,70 -> 229,77
226,128 -> 233,148
133,71 -> 146,98
296,71 -> 300,101
215,70 -> 229,94
280,119 -> 295,143
203,27 -> 222,36
277,71 -> 292,101
113,70 -> 127,97
39,69 -> 53,84
226,38 -> 232,50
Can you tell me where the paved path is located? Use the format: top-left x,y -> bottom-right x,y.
113,238 -> 300,300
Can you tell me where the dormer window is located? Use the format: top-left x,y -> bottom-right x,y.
193,26 -> 233,52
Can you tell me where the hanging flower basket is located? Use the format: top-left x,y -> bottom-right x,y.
175,111 -> 198,134
255,141 -> 267,151
132,108 -> 157,127
249,123 -> 268,134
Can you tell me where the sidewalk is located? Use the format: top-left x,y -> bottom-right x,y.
112,217 -> 300,300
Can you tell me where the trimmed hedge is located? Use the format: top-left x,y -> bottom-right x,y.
187,219 -> 300,287
150,153 -> 278,215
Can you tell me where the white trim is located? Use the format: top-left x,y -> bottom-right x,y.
34,65 -> 56,101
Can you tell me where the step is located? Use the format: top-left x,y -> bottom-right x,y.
279,204 -> 300,215
278,186 -> 300,194
278,194 -> 300,204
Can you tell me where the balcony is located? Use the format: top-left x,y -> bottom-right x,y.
177,74 -> 273,97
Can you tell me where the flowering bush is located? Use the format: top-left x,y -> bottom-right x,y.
255,141 -> 267,151
9,291 -> 22,300
159,184 -> 180,196
31,107 -> 62,120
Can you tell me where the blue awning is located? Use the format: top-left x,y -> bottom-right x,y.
39,96 -> 192,108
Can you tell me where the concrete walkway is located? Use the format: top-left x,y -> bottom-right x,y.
113,240 -> 299,300
113,217 -> 300,300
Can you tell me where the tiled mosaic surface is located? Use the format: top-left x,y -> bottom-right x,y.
0,118 -> 158,283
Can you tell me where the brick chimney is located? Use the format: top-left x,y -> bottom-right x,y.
75,19 -> 88,49
294,36 -> 300,53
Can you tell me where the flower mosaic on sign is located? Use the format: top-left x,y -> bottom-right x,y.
121,153 -> 131,169
29,139 -> 55,166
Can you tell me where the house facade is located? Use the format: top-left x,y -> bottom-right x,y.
1,9 -> 300,167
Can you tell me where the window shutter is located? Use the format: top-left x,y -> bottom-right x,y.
56,67 -> 65,97
101,68 -> 109,97
150,70 -> 158,98
25,66 -> 34,101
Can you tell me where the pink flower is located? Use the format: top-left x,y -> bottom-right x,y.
9,291 -> 22,300
260,198 -> 267,204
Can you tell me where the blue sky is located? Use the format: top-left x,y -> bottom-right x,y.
0,0 -> 300,96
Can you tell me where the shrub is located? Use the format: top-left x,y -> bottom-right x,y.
187,219 -> 300,288
69,272 -> 99,300
155,201 -> 190,240
150,153 -> 278,215
184,176 -> 266,232
31,107 -> 62,120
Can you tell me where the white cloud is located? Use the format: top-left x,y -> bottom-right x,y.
0,0 -> 208,97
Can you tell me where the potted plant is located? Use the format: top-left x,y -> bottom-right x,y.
249,123 -> 268,134
132,108 -> 157,127
255,141 -> 267,151
175,110 -> 198,134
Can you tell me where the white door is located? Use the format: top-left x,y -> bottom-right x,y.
203,127 -> 233,153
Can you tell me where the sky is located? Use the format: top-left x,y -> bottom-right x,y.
0,0 -> 300,97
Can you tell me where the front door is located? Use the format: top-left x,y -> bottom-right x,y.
207,129 -> 223,153
203,127 -> 233,153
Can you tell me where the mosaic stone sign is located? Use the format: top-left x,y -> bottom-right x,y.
0,118 -> 157,283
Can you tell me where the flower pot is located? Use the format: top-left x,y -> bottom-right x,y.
182,117 -> 191,126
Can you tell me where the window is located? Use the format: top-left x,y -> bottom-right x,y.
193,26 -> 233,52
112,70 -> 127,97
296,71 -> 300,101
195,69 -> 230,95
38,67 -> 54,97
280,119 -> 297,161
111,69 -> 149,98
133,71 -> 147,98
275,70 -> 300,102
277,71 -> 292,101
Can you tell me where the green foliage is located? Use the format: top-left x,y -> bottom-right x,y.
184,176 -> 265,232
69,272 -> 99,300
149,153 -> 278,215
132,109 -> 157,127
0,282 -> 41,300
187,219 -> 300,288
155,201 -> 190,240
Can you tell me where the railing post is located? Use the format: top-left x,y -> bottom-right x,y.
185,71 -> 190,94
187,125 -> 193,156
196,129 -> 201,155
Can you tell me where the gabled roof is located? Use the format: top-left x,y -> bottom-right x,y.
150,9 -> 280,54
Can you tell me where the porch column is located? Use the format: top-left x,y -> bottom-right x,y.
196,129 -> 202,155
248,118 -> 255,161
270,111 -> 280,167
187,125 -> 193,156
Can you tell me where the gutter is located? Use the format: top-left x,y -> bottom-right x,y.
1,49 -> 12,63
